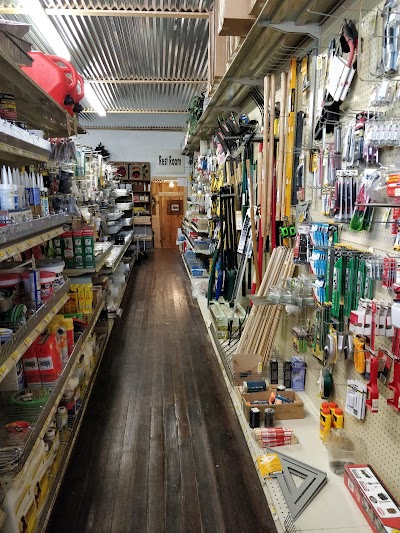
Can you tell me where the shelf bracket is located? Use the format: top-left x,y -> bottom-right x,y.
258,20 -> 321,40
226,77 -> 264,87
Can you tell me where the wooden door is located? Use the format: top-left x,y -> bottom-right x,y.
151,181 -> 185,248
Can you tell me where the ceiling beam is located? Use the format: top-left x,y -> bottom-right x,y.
0,8 -> 208,19
82,110 -> 187,114
82,127 -> 184,131
86,79 -> 207,85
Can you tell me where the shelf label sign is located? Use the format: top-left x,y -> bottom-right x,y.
156,150 -> 185,174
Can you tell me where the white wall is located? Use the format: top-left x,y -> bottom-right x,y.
77,129 -> 191,177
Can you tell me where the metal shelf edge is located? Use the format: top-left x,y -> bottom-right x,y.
13,291 -> 107,475
0,280 -> 72,383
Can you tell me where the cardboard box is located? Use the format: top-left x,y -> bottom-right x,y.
242,387 -> 304,422
344,464 -> 400,533
217,0 -> 256,36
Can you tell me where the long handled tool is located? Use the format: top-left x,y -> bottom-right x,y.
246,157 -> 261,290
284,58 -> 297,218
262,75 -> 270,242
278,71 -> 288,221
267,74 -> 276,237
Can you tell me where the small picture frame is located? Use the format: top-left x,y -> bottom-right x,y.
167,200 -> 183,215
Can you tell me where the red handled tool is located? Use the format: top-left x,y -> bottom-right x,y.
366,355 -> 379,413
387,359 -> 400,412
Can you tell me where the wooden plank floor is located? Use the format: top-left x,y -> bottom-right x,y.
47,249 -> 277,533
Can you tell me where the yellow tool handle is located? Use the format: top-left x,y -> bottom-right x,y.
284,58 -> 297,218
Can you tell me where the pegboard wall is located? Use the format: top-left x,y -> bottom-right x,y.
267,0 -> 400,502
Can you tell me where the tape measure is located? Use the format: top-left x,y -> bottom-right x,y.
319,367 -> 333,399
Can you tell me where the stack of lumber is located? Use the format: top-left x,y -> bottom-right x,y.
234,246 -> 294,372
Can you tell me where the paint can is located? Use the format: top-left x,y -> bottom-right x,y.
264,408 -> 275,428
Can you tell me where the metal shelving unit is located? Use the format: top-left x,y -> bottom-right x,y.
7,291 -> 107,476
183,233 -> 212,256
107,257 -> 136,318
0,49 -> 82,137
0,134 -> 50,164
36,325 -> 112,532
100,232 -> 134,274
0,214 -> 67,261
181,252 -> 209,280
63,243 -> 113,277
182,0 -> 345,154
0,280 -> 71,384
183,217 -> 209,235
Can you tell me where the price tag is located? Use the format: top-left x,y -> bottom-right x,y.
0,365 -> 8,377
27,239 -> 33,247
24,336 -> 32,347
44,315 -> 51,323
0,250 -> 5,259
6,247 -> 14,256
11,350 -> 20,361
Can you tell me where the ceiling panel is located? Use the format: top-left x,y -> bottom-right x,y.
41,0 -> 213,11
0,0 -> 210,129
79,111 -> 187,129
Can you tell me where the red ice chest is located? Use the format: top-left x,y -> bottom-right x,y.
344,464 -> 400,533
20,52 -> 84,115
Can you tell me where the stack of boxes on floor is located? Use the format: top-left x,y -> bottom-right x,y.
0,281 -> 102,533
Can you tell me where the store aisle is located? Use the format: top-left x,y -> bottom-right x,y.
48,249 -> 276,533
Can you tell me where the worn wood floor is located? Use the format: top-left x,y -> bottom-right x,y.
48,249 -> 277,533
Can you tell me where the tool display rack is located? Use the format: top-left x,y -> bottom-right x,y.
183,0 -> 400,531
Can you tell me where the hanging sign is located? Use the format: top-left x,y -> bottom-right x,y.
156,150 -> 185,174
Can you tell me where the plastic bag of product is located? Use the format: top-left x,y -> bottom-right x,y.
192,279 -> 208,299
364,169 -> 388,203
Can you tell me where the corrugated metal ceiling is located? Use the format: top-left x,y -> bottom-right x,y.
79,112 -> 187,129
0,0 -> 211,130
42,0 -> 212,11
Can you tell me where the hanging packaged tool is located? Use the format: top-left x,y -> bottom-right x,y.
327,20 -> 358,102
382,0 -> 400,74
292,111 -> 305,205
332,256 -> 343,318
315,21 -> 358,140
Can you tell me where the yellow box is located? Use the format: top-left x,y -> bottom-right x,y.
77,285 -> 85,313
84,284 -> 93,311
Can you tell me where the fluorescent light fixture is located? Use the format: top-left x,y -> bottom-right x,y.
20,0 -> 71,61
84,83 -> 107,117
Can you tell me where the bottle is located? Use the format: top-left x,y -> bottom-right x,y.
40,173 -> 49,217
329,401 -> 338,416
320,401 -> 329,414
0,165 -> 14,210
333,408 -> 344,428
56,406 -> 68,430
320,406 -> 332,442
